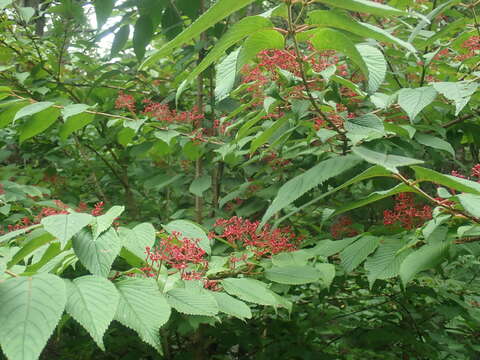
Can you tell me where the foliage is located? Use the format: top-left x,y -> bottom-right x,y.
0,0 -> 480,359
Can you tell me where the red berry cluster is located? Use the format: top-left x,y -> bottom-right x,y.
330,216 -> 359,239
142,100 -> 204,124
383,193 -> 432,229
451,164 -> 480,182
210,216 -> 301,257
457,36 -> 480,61
115,92 -> 136,113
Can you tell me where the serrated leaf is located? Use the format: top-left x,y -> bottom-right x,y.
311,238 -> 358,257
0,274 -> 66,360
313,0 -> 404,16
41,212 -> 93,248
265,265 -> 321,285
13,102 -> 53,122
316,263 -> 336,289
432,81 -> 478,116
141,0 -> 257,68
118,223 -> 156,260
250,116 -> 289,154
399,242 -> 449,285
189,175 -> 212,197
415,133 -> 455,157
398,87 -> 437,122
261,154 -> 361,226
19,107 -> 61,143
310,28 -> 369,80
307,10 -> 415,53
356,44 -> 386,93
212,292 -> 252,320
352,146 -> 423,173
364,238 -> 411,287
215,48 -> 240,102
92,205 -> 124,239
163,220 -> 210,254
167,282 -> 219,316
115,278 -> 171,352
221,278 -> 277,306
340,235 -> 380,272
65,276 -> 119,350
345,113 -> 385,144
72,228 -> 121,277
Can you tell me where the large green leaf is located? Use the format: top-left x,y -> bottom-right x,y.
41,212 -> 93,248
118,223 -> 156,260
311,238 -> 358,257
457,193 -> 480,218
163,220 -> 210,254
94,0 -> 114,28
177,16 -> 273,101
316,263 -> 336,289
312,0 -> 404,16
415,133 -> 455,157
72,228 -> 121,277
0,274 -> 66,360
221,278 -> 277,306
411,166 -> 480,195
340,235 -> 380,272
215,48 -> 241,102
262,154 -> 361,226
397,87 -> 437,122
59,112 -> 94,140
352,146 -> 423,173
7,230 -> 55,268
0,101 -> 29,128
265,265 -> 321,285
166,282 -> 219,316
237,29 -> 285,70
189,175 -> 212,197
364,238 -> 411,287
310,28 -> 369,80
65,276 -> 119,350
399,242 -> 450,285
19,107 -> 60,143
307,10 -> 415,53
114,278 -> 171,352
13,102 -> 53,122
250,116 -> 289,154
212,292 -> 252,320
356,44 -> 386,93
141,0 -> 257,68
432,81 -> 478,116
345,113 -> 385,144
92,205 -> 124,239
111,25 -> 130,57
133,15 -> 154,61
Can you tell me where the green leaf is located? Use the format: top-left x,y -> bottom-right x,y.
163,220 -> 211,254
310,28 -> 368,80
457,193 -> 480,218
261,154 -> 361,226
65,275 -> 119,350
141,0 -> 257,68
189,175 -> 212,197
61,104 -> 90,119
0,101 -> 29,128
94,0 -> 114,29
212,292 -> 252,320
399,242 -> 450,285
340,235 -> 380,272
432,81 -> 478,116
115,278 -> 171,352
0,274 -> 66,360
214,48 -> 240,102
345,113 -> 385,144
311,238 -> 357,257
0,0 -> 13,10
265,265 -> 321,285
250,116 -> 289,154
364,238 -> 411,287
19,107 -> 61,143
356,44 -> 386,93
7,230 -> 55,268
41,212 -> 93,248
18,7 -> 35,23
13,102 -> 54,122
312,0 -> 404,16
0,224 -> 42,244
397,87 -> 437,122
307,10 -> 415,53
92,205 -> 124,239
411,166 -> 480,195
237,29 -> 285,70
59,112 -> 94,140
118,223 -> 156,260
221,278 -> 277,306
133,15 -> 154,61
177,16 -> 273,101
352,146 -> 423,173
415,133 -> 455,157
111,25 -> 130,57
167,282 -> 219,316
72,228 -> 122,277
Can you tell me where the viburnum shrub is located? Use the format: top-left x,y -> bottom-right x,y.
1,0 -> 480,359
